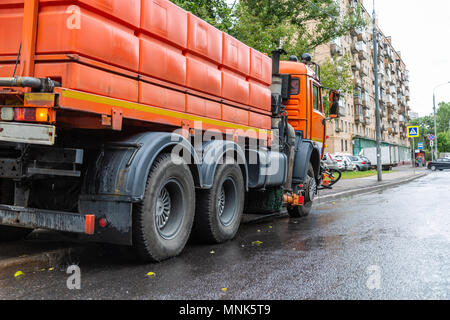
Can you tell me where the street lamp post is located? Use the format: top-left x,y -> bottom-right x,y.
432,81 -> 450,160
372,0 -> 382,182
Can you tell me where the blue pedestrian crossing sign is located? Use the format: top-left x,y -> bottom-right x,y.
418,142 -> 424,150
407,126 -> 419,138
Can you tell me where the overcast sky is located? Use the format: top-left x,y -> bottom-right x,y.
364,0 -> 450,116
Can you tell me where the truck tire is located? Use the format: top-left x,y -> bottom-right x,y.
192,161 -> 245,244
0,226 -> 33,242
288,164 -> 315,218
132,153 -> 195,262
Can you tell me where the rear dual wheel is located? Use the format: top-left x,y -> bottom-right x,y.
133,153 -> 195,262
193,161 -> 245,244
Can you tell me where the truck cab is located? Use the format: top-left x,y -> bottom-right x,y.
275,55 -> 339,217
280,60 -> 327,157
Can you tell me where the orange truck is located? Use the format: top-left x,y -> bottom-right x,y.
0,0 -> 339,261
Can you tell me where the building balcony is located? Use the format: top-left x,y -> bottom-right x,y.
358,51 -> 368,61
330,43 -> 343,56
360,65 -> 369,77
352,60 -> 361,71
354,113 -> 364,124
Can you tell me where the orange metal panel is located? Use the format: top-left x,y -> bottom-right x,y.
222,105 -> 249,126
35,62 -> 139,103
222,33 -> 250,77
139,34 -> 186,86
250,48 -> 272,86
0,6 -> 23,56
139,81 -> 185,113
186,94 -> 221,120
249,80 -> 271,112
39,0 -> 141,29
187,13 -> 222,64
186,54 -> 221,97
0,64 -> 15,77
140,0 -> 187,49
221,69 -> 249,106
249,112 -> 271,130
36,5 -> 139,72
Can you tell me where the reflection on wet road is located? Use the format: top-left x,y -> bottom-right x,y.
1,172 -> 449,299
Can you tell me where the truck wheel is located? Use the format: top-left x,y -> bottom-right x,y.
431,165 -> 437,171
193,161 -> 245,244
0,226 -> 33,242
132,153 -> 195,262
288,164 -> 315,218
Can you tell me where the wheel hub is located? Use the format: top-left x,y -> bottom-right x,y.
156,187 -> 171,229
217,187 -> 226,218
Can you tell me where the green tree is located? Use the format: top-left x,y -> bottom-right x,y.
437,102 -> 450,133
232,0 -> 367,57
320,54 -> 353,115
171,0 -> 234,33
437,132 -> 450,153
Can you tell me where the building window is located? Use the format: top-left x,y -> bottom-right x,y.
345,140 -> 348,152
341,139 -> 344,151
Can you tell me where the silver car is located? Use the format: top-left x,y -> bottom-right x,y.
348,156 -> 371,171
322,153 -> 341,171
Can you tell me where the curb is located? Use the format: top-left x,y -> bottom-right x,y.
0,246 -> 83,280
316,172 -> 428,203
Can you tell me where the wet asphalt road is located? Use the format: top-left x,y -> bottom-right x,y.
0,171 -> 449,300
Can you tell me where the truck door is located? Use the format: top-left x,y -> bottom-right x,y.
310,80 -> 325,154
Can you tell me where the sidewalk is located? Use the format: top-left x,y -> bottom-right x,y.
316,165 -> 428,203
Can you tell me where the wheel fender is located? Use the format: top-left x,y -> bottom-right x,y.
82,132 -> 201,202
198,140 -> 248,190
292,134 -> 321,186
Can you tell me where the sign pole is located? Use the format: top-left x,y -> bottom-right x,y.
413,137 -> 415,174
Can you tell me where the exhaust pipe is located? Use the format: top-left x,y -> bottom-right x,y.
0,77 -> 61,91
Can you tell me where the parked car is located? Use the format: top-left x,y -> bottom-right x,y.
427,158 -> 450,171
359,156 -> 372,169
334,155 -> 355,171
348,155 -> 371,171
322,153 -> 341,171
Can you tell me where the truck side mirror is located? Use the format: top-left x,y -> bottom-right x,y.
329,90 -> 340,118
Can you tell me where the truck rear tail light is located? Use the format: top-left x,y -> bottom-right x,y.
35,108 -> 49,122
1,107 -> 14,121
14,108 -> 35,121
14,108 -> 49,122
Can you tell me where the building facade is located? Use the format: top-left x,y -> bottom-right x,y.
313,0 -> 412,157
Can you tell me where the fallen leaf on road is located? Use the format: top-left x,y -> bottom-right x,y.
221,288 -> 228,293
257,229 -> 261,232
252,240 -> 263,246
269,226 -> 273,229
48,267 -> 54,271
14,271 -> 24,278
210,250 -> 215,254
147,272 -> 156,278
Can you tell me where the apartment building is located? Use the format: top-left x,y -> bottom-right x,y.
313,0 -> 412,158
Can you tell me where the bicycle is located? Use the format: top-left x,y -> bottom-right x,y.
319,166 -> 342,189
